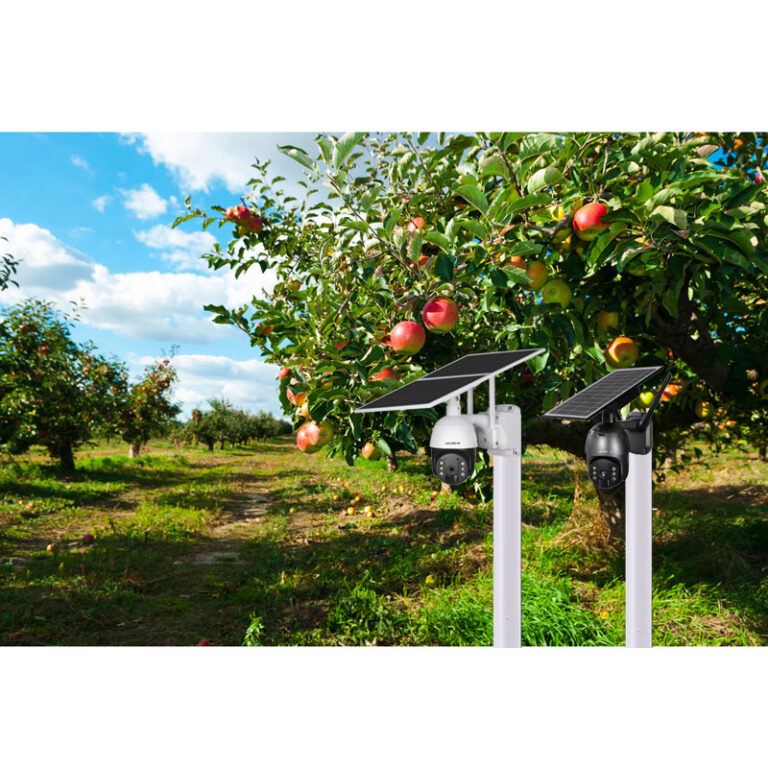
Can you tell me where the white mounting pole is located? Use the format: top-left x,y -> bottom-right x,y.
491,405 -> 521,648
625,451 -> 653,647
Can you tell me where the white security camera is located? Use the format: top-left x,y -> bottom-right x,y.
428,394 -> 520,486
430,414 -> 478,485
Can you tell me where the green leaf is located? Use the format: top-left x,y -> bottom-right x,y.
500,193 -> 551,223
587,222 -> 628,267
713,227 -> 754,257
461,219 -> 486,240
434,252 -> 454,282
502,266 -> 530,285
375,437 -> 392,457
721,248 -> 753,273
651,205 -> 688,229
409,231 -> 423,264
520,134 -> 563,159
490,269 -> 508,287
507,241 -> 542,257
422,231 -> 451,253
454,184 -> 489,214
527,166 -> 564,193
332,132 -> 366,168
278,145 -> 318,173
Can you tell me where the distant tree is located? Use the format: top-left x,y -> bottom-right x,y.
119,359 -> 181,458
0,300 -> 128,471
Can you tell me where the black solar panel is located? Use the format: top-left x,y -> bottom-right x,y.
355,375 -> 484,413
423,349 -> 545,379
545,367 -> 663,421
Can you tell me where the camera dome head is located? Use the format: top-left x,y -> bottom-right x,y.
430,415 -> 477,486
585,419 -> 629,489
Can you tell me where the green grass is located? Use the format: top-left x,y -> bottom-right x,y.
1,436 -> 766,645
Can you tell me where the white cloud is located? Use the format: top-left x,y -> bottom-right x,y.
0,218 -> 277,347
0,217 -> 96,290
71,155 -> 91,172
122,132 -> 317,195
133,353 -> 281,418
68,226 -> 92,238
120,183 -> 168,220
134,224 -> 217,272
92,195 -> 111,213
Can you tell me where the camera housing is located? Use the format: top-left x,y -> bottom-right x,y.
585,419 -> 629,489
430,414 -> 477,486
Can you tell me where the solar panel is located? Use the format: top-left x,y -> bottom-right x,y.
423,349 -> 545,379
355,375 -> 484,413
544,367 -> 663,421
354,348 -> 545,413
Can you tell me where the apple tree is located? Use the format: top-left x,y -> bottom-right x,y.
1,237 -> 18,292
0,300 -> 129,471
179,132 -> 768,540
119,359 -> 180,458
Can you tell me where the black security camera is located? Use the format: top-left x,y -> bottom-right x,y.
586,418 -> 630,489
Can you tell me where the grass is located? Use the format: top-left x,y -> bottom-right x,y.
0,436 -> 766,646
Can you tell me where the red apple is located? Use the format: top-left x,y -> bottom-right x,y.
196,639 -> 211,646
422,297 -> 459,334
508,255 -> 526,269
305,420 -> 333,448
370,368 -> 397,382
287,381 -> 308,407
605,336 -> 639,368
255,322 -> 273,337
278,367 -> 291,380
407,216 -> 426,234
661,384 -> 681,402
597,310 -> 620,332
361,442 -> 381,460
390,321 -> 426,355
573,202 -> 610,241
334,341 -> 348,351
540,279 -> 572,309
82,533 -> 95,545
525,261 -> 548,291
296,423 -> 321,453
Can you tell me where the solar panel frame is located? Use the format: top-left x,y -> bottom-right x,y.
354,348 -> 545,413
354,374 -> 485,413
422,349 -> 545,380
544,367 -> 664,421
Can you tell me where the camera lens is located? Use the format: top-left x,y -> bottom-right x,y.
600,469 -> 607,478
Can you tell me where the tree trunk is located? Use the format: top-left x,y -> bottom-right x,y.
206,439 -> 215,451
759,444 -> 767,462
596,486 -> 625,542
57,442 -> 75,473
386,453 -> 398,472
220,438 -> 225,450
129,442 -> 141,458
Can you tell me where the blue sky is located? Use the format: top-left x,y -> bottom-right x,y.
0,132 -> 316,418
